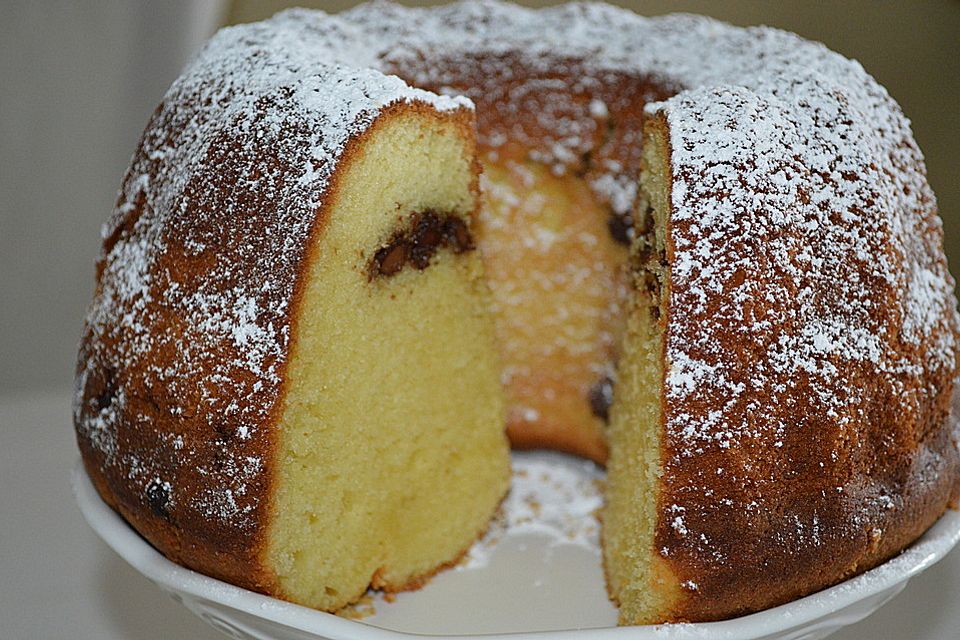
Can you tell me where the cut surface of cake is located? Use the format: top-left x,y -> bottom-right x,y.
268,107 -> 509,609
477,147 -> 630,461
75,0 -> 960,626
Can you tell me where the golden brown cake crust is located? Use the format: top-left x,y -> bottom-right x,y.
645,95 -> 960,619
655,387 -> 960,622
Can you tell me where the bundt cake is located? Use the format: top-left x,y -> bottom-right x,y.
75,0 -> 960,626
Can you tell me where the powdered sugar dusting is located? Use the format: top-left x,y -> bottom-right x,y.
461,454 -> 603,570
657,58 -> 956,439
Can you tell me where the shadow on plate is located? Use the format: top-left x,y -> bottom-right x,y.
96,545 -> 221,640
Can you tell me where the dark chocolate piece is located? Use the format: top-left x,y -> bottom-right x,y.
370,210 -> 475,279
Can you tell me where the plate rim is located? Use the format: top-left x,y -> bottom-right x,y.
72,457 -> 960,639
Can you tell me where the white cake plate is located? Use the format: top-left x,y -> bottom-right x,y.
74,451 -> 960,640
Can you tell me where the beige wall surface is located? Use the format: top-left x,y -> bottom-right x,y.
0,1 -> 222,394
2,1 -> 958,393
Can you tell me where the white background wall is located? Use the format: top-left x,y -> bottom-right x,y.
0,1 -> 223,393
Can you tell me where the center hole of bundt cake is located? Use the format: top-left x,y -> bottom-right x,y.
369,210 -> 474,279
